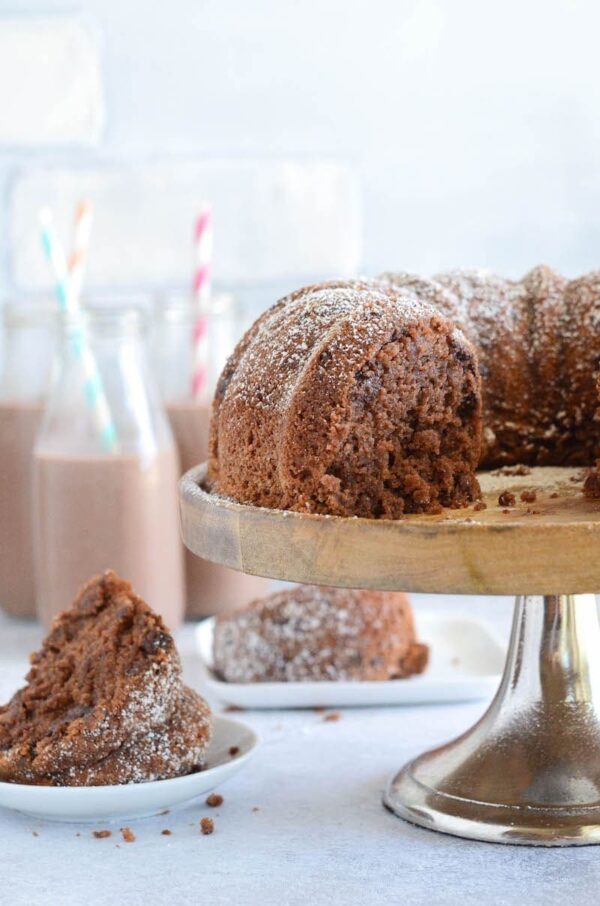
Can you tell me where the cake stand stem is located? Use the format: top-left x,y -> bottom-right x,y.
384,593 -> 600,845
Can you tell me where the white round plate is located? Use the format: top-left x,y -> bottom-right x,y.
0,716 -> 258,823
196,611 -> 504,709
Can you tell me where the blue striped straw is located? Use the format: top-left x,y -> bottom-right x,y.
39,207 -> 119,453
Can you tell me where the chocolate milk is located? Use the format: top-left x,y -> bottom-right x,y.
166,400 -> 270,617
34,447 -> 185,629
0,401 -> 44,618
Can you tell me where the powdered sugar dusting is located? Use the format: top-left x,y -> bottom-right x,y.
213,586 -> 424,683
53,689 -> 212,786
226,280 -> 441,414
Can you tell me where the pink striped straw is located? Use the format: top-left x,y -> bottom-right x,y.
191,206 -> 213,399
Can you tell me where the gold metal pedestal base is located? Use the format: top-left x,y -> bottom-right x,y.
384,594 -> 600,845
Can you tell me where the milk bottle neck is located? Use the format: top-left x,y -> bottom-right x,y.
39,304 -> 175,461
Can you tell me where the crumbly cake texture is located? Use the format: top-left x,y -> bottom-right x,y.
0,571 -> 212,786
213,586 -> 429,683
383,267 -> 600,469
51,688 -> 212,786
209,280 -> 482,517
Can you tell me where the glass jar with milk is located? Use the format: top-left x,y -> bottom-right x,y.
33,304 -> 184,629
0,301 -> 56,618
153,292 -> 271,617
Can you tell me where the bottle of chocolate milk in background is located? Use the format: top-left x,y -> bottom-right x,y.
153,293 -> 271,617
33,305 -> 184,630
0,301 -> 56,618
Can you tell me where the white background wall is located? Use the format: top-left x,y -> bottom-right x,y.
1,0 -> 600,306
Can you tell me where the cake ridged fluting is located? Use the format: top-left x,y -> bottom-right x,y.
0,571 -> 212,786
209,269 -> 600,517
209,281 -> 482,517
213,586 -> 429,683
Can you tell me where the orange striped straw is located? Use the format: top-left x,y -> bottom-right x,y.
68,200 -> 93,306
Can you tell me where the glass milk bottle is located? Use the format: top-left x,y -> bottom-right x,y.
33,305 -> 184,629
0,301 -> 56,618
153,293 -> 270,618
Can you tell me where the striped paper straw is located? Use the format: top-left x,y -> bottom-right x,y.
39,207 -> 118,453
190,207 -> 213,399
68,200 -> 93,306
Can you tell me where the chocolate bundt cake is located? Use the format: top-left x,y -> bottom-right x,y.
209,281 -> 482,517
209,270 -> 600,517
212,586 -> 428,682
0,571 -> 212,785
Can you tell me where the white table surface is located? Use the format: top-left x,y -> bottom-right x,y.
1,594 -> 599,906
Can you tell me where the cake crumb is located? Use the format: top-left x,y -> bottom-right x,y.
93,830 -> 112,839
200,817 -> 214,835
206,793 -> 223,808
223,704 -> 245,713
228,746 -> 240,757
498,491 -> 516,508
473,500 -> 487,511
520,489 -> 537,503
32,831 -> 39,837
120,827 -> 136,843
323,712 -> 341,722
161,829 -> 172,836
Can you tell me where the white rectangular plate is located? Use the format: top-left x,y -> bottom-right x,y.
195,612 -> 505,709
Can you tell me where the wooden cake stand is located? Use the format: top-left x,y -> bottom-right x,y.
180,463 -> 600,846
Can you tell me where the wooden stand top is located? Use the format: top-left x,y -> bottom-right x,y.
179,464 -> 600,595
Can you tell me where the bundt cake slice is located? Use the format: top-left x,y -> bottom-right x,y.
209,281 -> 482,517
0,571 -> 212,785
213,586 -> 428,682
